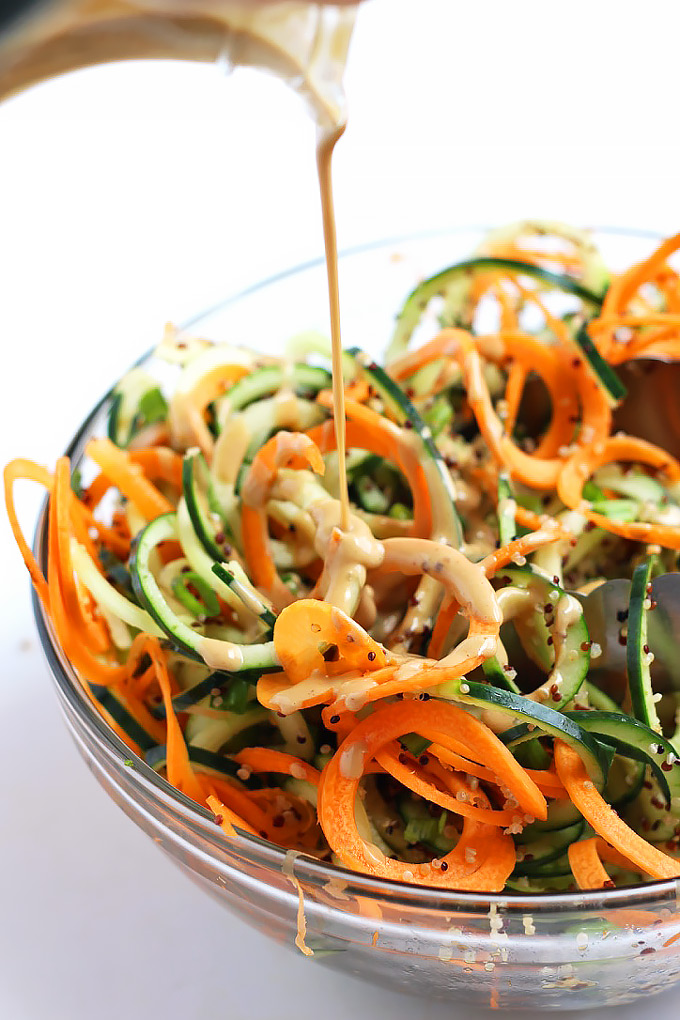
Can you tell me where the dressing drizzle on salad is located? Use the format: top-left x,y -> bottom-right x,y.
7,222 -> 680,899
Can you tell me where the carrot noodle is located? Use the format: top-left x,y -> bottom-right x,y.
8,223 -> 680,896
5,458 -> 54,611
589,232 -> 680,360
568,837 -> 613,890
241,432 -> 325,610
555,742 -> 680,881
234,747 -> 321,787
145,637 -> 205,803
207,793 -> 258,839
557,435 -> 680,550
87,439 -> 175,520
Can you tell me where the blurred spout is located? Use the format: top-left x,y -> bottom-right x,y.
0,1 -> 355,128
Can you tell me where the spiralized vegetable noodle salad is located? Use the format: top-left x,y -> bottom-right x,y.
7,220 -> 680,894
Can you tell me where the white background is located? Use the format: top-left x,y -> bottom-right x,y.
3,0 -> 680,1016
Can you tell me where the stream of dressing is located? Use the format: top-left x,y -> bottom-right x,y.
0,0 -> 355,537
316,123 -> 350,531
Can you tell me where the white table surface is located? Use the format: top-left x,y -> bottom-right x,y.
3,1 -> 680,1016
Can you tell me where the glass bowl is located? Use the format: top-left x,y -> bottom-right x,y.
32,228 -> 680,1011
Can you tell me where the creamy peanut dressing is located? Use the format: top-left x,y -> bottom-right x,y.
360,838 -> 388,868
310,499 -> 385,567
441,631 -> 498,671
265,467 -> 388,619
379,536 -> 501,664
268,670 -> 378,715
390,656 -> 432,685
354,583 -> 377,630
317,123 -> 350,530
419,459 -> 457,539
339,739 -> 368,780
319,548 -> 363,615
381,538 -> 501,626
496,586 -> 536,622
387,439 -> 488,646
388,587 -> 434,653
306,497 -> 383,615
554,592 -> 583,632
258,461 -> 382,612
195,634 -> 246,671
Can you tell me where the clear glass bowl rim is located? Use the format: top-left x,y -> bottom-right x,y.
32,224 -> 680,915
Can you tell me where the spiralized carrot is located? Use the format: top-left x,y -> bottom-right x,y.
555,741 -> 680,881
44,461 -> 129,688
53,457 -> 109,653
145,637 -> 205,803
241,432 -> 324,610
86,438 -> 174,520
309,396 -> 433,537
318,701 -> 519,888
204,779 -> 271,836
568,838 -> 613,890
234,748 -> 321,787
557,435 -> 680,549
591,232 -> 680,359
4,458 -> 54,611
502,361 -> 528,439
389,327 -> 586,487
338,700 -> 546,820
273,599 -> 391,685
206,793 -> 258,840
376,743 -> 526,827
428,741 -> 567,799
128,447 -> 183,490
